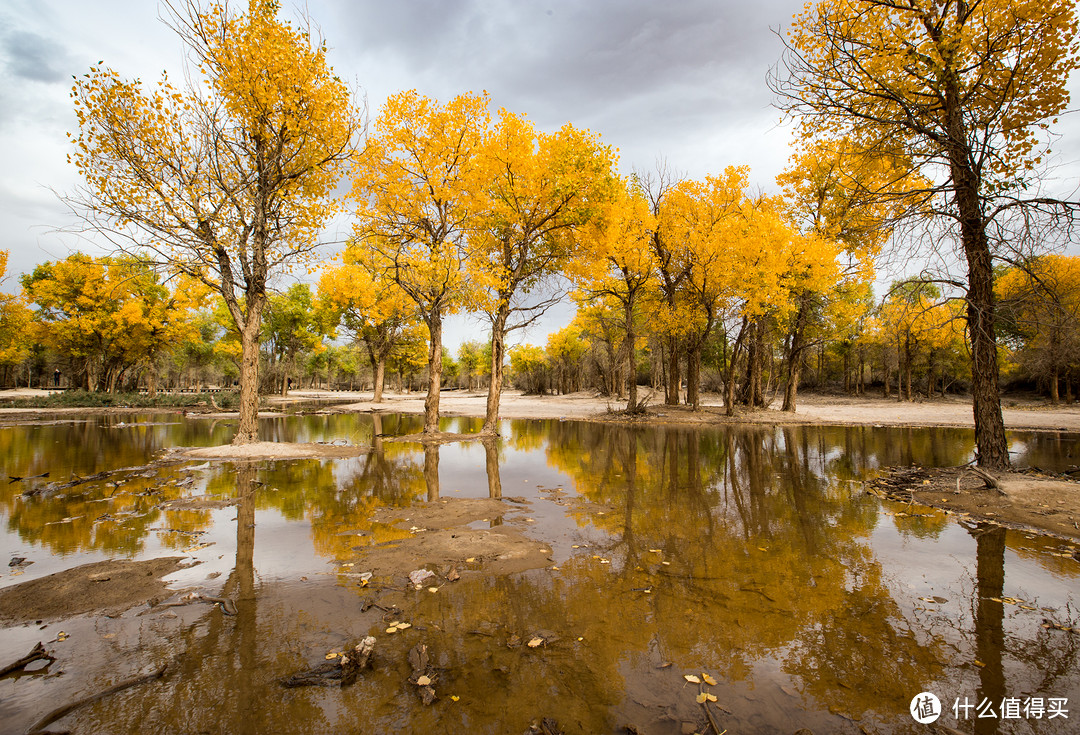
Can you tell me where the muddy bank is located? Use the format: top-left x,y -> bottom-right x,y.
176,441 -> 369,460
0,557 -> 189,624
867,466 -> 1080,543
356,498 -> 553,579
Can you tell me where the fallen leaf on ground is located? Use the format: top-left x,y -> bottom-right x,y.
702,673 -> 717,685
416,675 -> 432,686
527,637 -> 544,648
684,674 -> 701,684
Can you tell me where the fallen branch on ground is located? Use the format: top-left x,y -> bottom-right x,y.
279,637 -> 376,688
0,642 -> 54,676
27,664 -> 167,734
148,593 -> 237,616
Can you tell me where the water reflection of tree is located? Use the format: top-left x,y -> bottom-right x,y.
80,465 -> 338,734
545,422 -> 947,723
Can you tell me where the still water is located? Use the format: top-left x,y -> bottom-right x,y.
0,412 -> 1078,734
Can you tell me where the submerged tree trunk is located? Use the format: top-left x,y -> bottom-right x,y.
483,438 -> 502,499
423,443 -> 440,501
970,524 -> 1006,735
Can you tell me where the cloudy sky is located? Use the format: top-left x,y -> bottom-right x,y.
2,0 -> 1079,347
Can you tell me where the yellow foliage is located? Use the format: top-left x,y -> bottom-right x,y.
69,0 -> 358,326
785,0 -> 1078,194
20,253 -> 205,388
351,90 -> 491,321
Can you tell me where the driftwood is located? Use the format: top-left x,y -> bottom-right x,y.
0,642 -> 54,676
7,472 -> 49,484
149,593 -> 237,616
967,466 -> 1003,492
26,664 -> 167,734
280,637 -> 376,688
407,643 -> 437,705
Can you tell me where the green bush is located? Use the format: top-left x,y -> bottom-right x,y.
0,390 -> 242,409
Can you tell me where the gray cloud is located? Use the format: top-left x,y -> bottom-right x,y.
2,30 -> 70,83
334,0 -> 802,177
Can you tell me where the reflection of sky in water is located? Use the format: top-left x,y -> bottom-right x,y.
0,413 -> 1078,733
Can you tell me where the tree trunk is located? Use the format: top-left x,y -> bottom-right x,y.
782,293 -> 811,412
665,336 -> 680,405
234,314 -> 263,445
483,310 -> 508,434
423,311 -> 443,434
686,342 -> 702,410
943,64 -> 1010,468
372,359 -> 385,403
783,353 -> 803,412
623,298 -> 638,411
903,335 -> 913,401
723,317 -> 749,416
751,321 -> 765,407
1050,364 -> 1060,405
281,351 -> 292,397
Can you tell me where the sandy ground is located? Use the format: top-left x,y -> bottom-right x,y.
6,385 -> 1080,431
276,388 -> 1080,432
0,557 -> 188,624
868,466 -> 1080,543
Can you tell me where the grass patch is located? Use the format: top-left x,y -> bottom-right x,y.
0,390 -> 242,409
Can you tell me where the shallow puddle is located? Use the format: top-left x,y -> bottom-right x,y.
1,413 -> 1079,734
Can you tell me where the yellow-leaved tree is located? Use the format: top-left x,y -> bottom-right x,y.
776,138 -> 922,411
351,91 -> 489,434
21,253 -> 205,392
468,110 -> 617,433
0,251 -> 32,385
772,0 -> 1080,467
997,255 -> 1080,403
571,177 -> 656,411
662,167 -> 750,410
318,250 -> 424,402
69,0 -> 360,443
